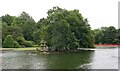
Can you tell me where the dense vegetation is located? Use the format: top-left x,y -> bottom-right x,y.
1,6 -> 120,50
93,26 -> 120,44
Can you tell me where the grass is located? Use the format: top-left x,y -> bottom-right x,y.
0,47 -> 38,51
0,44 -> 40,51
14,47 -> 37,50
1,44 -> 119,51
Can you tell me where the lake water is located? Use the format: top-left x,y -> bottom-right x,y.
0,46 -> 119,69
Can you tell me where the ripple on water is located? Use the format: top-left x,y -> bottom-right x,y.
1,47 -> 119,69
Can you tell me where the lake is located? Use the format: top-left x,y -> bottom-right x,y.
0,46 -> 119,70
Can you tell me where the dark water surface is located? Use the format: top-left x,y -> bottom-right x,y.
1,46 -> 118,69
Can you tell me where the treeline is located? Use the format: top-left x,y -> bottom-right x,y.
1,6 -> 120,50
94,26 -> 120,44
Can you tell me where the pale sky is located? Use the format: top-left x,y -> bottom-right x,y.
0,0 -> 119,29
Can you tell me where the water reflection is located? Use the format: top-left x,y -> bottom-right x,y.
2,51 -> 46,69
91,48 -> 118,69
81,47 -> 118,69
43,51 -> 94,69
2,51 -> 94,69
1,47 -> 118,69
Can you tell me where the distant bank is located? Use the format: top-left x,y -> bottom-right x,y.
0,44 -> 119,51
96,44 -> 120,46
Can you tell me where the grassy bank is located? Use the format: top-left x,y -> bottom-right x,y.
1,44 -> 119,51
0,47 -> 38,51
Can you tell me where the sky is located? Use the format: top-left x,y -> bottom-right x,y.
0,0 -> 119,29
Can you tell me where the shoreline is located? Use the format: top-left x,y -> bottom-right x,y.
0,48 -> 37,51
0,44 -> 119,51
95,44 -> 120,46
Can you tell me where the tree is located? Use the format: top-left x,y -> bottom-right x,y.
117,29 -> 120,43
38,6 -> 95,51
12,12 -> 37,41
2,26 -> 23,42
94,26 -> 119,44
94,28 -> 103,44
104,26 -> 116,44
2,14 -> 14,26
32,30 -> 41,44
11,17 -> 23,27
3,35 -> 14,48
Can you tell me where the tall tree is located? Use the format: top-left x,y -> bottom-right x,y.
12,12 -> 37,41
38,7 -> 95,50
2,26 -> 23,42
94,26 -> 119,44
2,14 -> 14,26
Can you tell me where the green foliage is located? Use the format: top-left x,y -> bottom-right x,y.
2,7 -> 119,50
14,41 -> 21,48
3,35 -> 14,48
31,41 -> 35,45
37,6 -> 95,50
17,36 -> 25,45
32,30 -> 41,44
0,39 -> 2,46
2,26 -> 23,42
94,26 -> 120,44
24,41 -> 33,47
11,17 -> 23,27
19,12 -> 36,40
2,14 -> 14,26
11,12 -> 36,41
2,22 -> 7,28
17,36 -> 34,47
117,29 -> 120,43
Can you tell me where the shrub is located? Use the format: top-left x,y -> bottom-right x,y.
3,35 -> 14,48
31,41 -> 35,45
0,39 -> 2,46
14,41 -> 21,48
17,36 -> 35,47
17,36 -> 25,45
24,41 -> 33,47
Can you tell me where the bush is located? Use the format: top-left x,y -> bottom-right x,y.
0,39 -> 2,46
17,36 -> 25,45
24,41 -> 33,47
3,35 -> 14,48
31,41 -> 35,45
17,36 -> 35,47
14,41 -> 21,48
